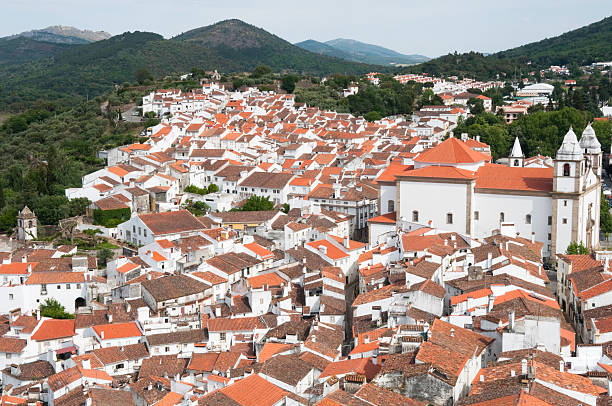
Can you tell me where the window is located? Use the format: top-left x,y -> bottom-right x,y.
165,347 -> 170,352
220,332 -> 226,342
9,294 -> 13,300
412,210 -> 419,222
563,218 -> 568,224
474,211 -> 479,220
499,212 -> 505,222
446,213 -> 453,224
548,216 -> 552,226
548,233 -> 552,240
526,214 -> 531,224
564,200 -> 567,207
387,200 -> 394,213
66,284 -> 71,289
144,229 -> 147,237
57,285 -> 61,289
513,159 -> 519,166
76,284 -> 81,289
563,163 -> 570,176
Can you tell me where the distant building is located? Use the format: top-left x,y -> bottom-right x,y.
16,206 -> 37,242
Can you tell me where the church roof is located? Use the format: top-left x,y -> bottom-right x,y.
578,123 -> 601,153
18,206 -> 36,219
556,127 -> 583,161
414,137 -> 490,164
475,164 -> 553,192
510,137 -> 524,158
398,166 -> 477,180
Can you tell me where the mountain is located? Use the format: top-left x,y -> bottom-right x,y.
0,37 -> 73,65
0,26 -> 112,66
4,25 -> 112,44
0,20 -> 382,110
321,38 -> 429,65
294,39 -> 355,60
407,16 -> 612,79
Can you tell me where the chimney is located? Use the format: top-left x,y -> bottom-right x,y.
521,359 -> 528,375
82,359 -> 91,370
148,383 -> 152,391
36,309 -> 40,320
531,232 -> 535,244
215,307 -> 221,317
479,375 -> 484,382
450,328 -> 455,337
487,252 -> 492,270
147,273 -> 152,280
509,311 -> 515,332
511,370 -> 516,377
107,314 -> 113,323
559,360 -> 564,372
126,302 -> 131,312
344,236 -> 350,249
312,335 -> 316,343
101,331 -> 105,339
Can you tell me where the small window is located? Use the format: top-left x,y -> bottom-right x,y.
563,163 -> 570,176
9,294 -> 13,300
412,210 -> 419,222
57,285 -> 61,289
499,212 -> 505,222
513,159 -> 519,166
165,347 -> 170,352
474,211 -> 479,220
548,233 -> 552,240
220,332 -> 226,341
66,284 -> 71,289
526,214 -> 531,224
563,218 -> 568,224
564,200 -> 567,207
387,200 -> 394,213
76,284 -> 81,289
548,216 -> 552,226
446,213 -> 453,224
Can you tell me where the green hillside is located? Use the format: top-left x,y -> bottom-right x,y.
0,20 -> 382,111
324,38 -> 429,65
407,15 -> 612,79
295,39 -> 355,61
0,37 -> 74,65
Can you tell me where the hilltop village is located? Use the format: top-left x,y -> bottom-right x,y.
0,75 -> 611,406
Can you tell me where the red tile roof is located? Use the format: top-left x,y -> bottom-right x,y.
414,137 -> 490,164
220,374 -> 287,406
475,164 -> 553,192
93,322 -> 142,340
31,319 -> 75,341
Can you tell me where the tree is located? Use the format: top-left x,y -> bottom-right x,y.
134,68 -> 153,85
97,247 -> 114,268
280,203 -> 290,214
251,65 -> 271,78
40,298 -> 74,319
184,200 -> 209,216
281,74 -> 299,94
364,111 -> 382,122
467,97 -> 485,115
0,187 -> 4,210
207,183 -> 219,194
238,195 -> 274,211
601,193 -> 612,235
566,241 -> 589,255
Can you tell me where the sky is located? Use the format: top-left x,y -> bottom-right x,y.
3,0 -> 612,57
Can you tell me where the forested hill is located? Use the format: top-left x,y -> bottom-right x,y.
407,16 -> 612,79
0,20 -> 382,111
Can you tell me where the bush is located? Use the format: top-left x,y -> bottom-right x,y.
40,298 -> 74,319
93,208 -> 131,228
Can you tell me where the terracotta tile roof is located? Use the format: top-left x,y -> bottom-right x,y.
367,212 -> 396,224
319,357 -> 380,380
2,360 -> 55,381
138,355 -> 188,379
0,337 -> 26,353
248,272 -> 286,289
475,164 -> 553,192
138,210 -> 205,235
354,383 -> 425,405
92,343 -> 148,365
93,322 -> 142,340
243,242 -> 274,259
25,272 -> 84,284
219,374 -> 287,406
88,387 -> 136,406
306,240 -> 349,261
415,341 -> 468,385
142,274 -> 207,302
557,254 -> 603,273
207,316 -> 267,332
399,165 -> 478,180
414,137 -> 490,164
353,284 -> 398,306
31,319 -> 75,341
0,262 -> 35,275
188,352 -> 219,372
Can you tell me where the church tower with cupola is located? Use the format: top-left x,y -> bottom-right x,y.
551,126 -> 601,254
508,137 -> 524,167
16,206 -> 37,242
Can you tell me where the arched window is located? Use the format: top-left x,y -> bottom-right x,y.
513,159 -> 519,167
387,200 -> 394,213
500,212 -> 505,222
563,163 -> 570,176
446,213 -> 453,224
412,211 -> 419,222
526,214 -> 531,224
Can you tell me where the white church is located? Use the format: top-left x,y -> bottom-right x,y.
373,125 -> 602,258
